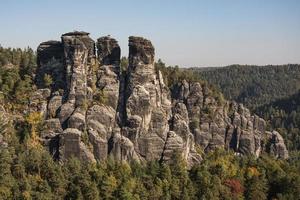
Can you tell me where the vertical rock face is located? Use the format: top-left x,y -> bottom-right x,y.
111,37 -> 169,162
266,131 -> 289,159
61,32 -> 89,106
33,31 -> 288,166
36,41 -> 65,91
172,81 -> 288,159
115,37 -> 179,163
97,36 -> 120,66
87,36 -> 122,161
36,31 -> 97,162
96,36 -> 121,110
59,32 -> 96,162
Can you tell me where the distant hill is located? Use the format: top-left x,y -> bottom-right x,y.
191,64 -> 300,111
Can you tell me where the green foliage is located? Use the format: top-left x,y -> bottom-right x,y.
120,56 -> 128,72
155,59 -> 224,106
0,149 -> 15,199
201,105 -> 216,121
0,129 -> 299,200
43,74 -> 53,88
93,89 -> 108,105
255,90 -> 300,151
189,117 -> 200,130
245,174 -> 268,200
0,46 -> 36,111
155,59 -> 202,88
194,64 -> 300,110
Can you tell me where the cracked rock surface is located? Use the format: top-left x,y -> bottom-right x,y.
32,31 -> 288,166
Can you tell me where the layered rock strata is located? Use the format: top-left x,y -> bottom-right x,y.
172,81 -> 288,159
32,31 -> 288,166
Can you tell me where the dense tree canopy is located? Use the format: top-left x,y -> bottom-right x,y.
256,90 -> 300,151
0,46 -> 36,110
1,132 -> 299,200
193,64 -> 300,110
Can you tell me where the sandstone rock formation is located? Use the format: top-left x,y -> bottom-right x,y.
32,31 -> 288,166
172,82 -> 288,159
0,106 -> 9,148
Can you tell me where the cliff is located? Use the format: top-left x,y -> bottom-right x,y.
31,31 -> 288,166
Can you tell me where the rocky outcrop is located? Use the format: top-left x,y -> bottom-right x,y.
172,81 -> 288,159
111,36 -> 200,166
32,31 -> 288,166
266,131 -> 289,159
36,41 -> 65,91
0,106 -> 9,148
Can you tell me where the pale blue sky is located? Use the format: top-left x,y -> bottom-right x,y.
0,0 -> 299,67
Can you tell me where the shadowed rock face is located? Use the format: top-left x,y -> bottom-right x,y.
97,36 -> 120,66
33,31 -> 288,166
128,36 -> 154,65
36,41 -> 65,91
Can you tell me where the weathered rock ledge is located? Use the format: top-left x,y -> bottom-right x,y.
31,31 -> 288,166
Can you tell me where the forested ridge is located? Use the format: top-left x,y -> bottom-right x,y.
0,45 -> 36,109
1,135 -> 300,200
0,46 -> 300,199
193,64 -> 300,110
255,90 -> 300,151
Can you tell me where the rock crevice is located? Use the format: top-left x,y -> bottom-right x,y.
33,31 -> 288,166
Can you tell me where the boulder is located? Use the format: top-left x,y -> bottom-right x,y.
269,131 -> 289,159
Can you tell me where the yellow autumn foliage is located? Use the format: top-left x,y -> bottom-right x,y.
25,112 -> 43,149
246,166 -> 260,178
206,148 -> 239,179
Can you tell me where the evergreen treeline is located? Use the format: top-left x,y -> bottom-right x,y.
1,129 -> 300,200
0,45 -> 36,110
256,90 -> 300,151
154,59 -> 224,103
193,64 -> 300,111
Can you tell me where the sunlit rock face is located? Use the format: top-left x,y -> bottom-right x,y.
171,81 -> 288,159
33,31 -> 288,166
111,36 -> 201,166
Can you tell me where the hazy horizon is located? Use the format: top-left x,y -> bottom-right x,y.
0,0 -> 299,67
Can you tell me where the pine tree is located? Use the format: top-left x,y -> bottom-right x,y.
245,175 -> 267,200
0,149 -> 15,199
